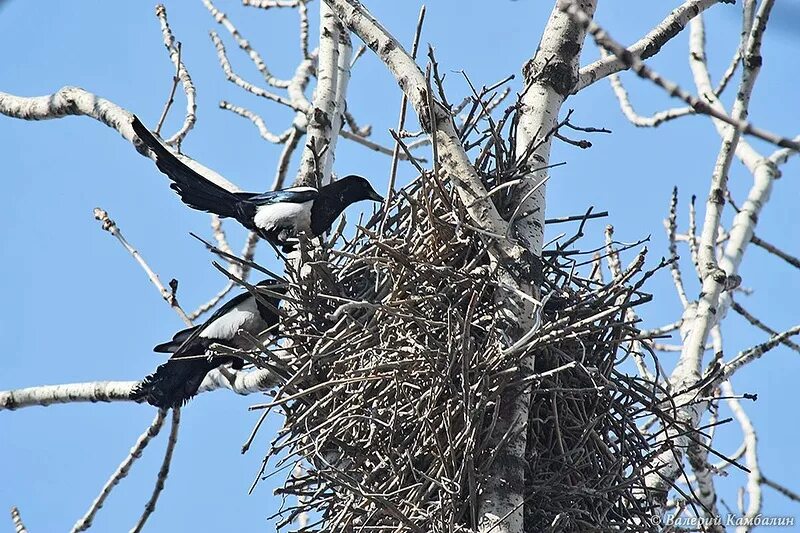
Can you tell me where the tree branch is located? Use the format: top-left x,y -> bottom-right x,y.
295,2 -> 342,187
576,0 -> 722,92
0,367 -> 280,411
130,408 -> 181,533
0,87 -> 240,191
71,410 -> 168,532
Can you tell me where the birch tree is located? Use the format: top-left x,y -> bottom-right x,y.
1,1 -> 798,531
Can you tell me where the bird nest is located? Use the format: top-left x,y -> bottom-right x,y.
244,99 -> 688,532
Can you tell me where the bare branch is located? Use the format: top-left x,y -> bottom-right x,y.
72,410 -> 168,533
10,507 -> 28,533
209,31 -> 302,111
219,100 -> 293,143
750,235 -> 800,270
721,380 -> 762,533
721,324 -> 800,380
576,0 -> 721,92
203,0 -> 292,88
0,366 -> 280,411
295,3 -> 343,187
155,4 -> 197,146
606,52 -> 694,128
561,0 -> 800,151
130,408 -> 181,533
243,0 -> 308,8
93,208 -> 193,326
0,87 -> 239,191
665,187 -> 689,308
731,300 -> 800,354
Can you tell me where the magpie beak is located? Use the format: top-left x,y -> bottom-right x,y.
131,280 -> 284,408
131,115 -> 381,249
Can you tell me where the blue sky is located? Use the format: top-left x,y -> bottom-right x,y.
1,1 -> 798,531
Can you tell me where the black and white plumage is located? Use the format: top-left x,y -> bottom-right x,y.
131,116 -> 383,248
131,280 -> 283,408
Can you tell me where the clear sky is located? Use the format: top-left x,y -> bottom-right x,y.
1,1 -> 798,531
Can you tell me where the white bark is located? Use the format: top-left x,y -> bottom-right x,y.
473,3 -> 596,531
296,3 -> 341,187
322,25 -> 353,184
0,368 -> 278,411
575,0 -> 721,92
0,87 -> 239,192
512,0 -> 596,258
644,1 -> 775,511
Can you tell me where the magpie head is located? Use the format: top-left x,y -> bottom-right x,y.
334,175 -> 384,205
255,279 -> 287,301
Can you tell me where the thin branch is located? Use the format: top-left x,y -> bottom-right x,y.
576,0 -> 721,92
665,186 -> 689,308
130,408 -> 181,533
203,0 -> 292,88
93,208 -> 192,326
209,31 -> 302,111
731,300 -> 800,353
243,0 -> 308,8
721,324 -> 800,380
561,0 -> 800,151
10,507 -> 28,533
71,410 -> 168,533
155,4 -> 197,147
381,4 -> 426,236
761,476 -> 800,503
219,100 -> 293,143
721,380 -> 762,532
750,235 -> 800,270
606,53 -> 695,128
154,41 -> 182,136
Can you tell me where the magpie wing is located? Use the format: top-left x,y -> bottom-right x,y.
153,290 -> 254,358
237,187 -> 319,206
131,115 -> 255,220
153,325 -> 202,353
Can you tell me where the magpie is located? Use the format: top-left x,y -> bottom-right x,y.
131,280 -> 284,408
131,116 -> 383,248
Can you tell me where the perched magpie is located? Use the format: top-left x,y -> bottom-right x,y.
131,116 -> 383,248
131,280 -> 284,408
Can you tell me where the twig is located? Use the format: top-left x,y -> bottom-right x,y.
380,5 -> 426,236
761,476 -> 800,503
560,0 -> 800,151
155,5 -> 197,147
750,235 -> 800,270
665,187 -> 689,308
220,100 -> 293,143
154,41 -> 182,136
731,300 -> 800,353
130,408 -> 182,533
93,208 -> 192,326
204,0 -> 292,88
71,410 -> 168,532
576,0 -> 721,91
11,507 -> 28,533
721,324 -> 800,380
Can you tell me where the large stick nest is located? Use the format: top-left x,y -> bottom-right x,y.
248,92 -> 691,532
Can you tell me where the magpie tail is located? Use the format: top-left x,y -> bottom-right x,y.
130,115 -> 249,222
131,357 -> 233,408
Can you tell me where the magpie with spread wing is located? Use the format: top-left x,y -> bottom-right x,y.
131,280 -> 284,408
131,116 -> 383,249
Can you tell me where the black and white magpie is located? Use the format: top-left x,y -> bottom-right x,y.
131,280 -> 284,408
131,116 -> 383,248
